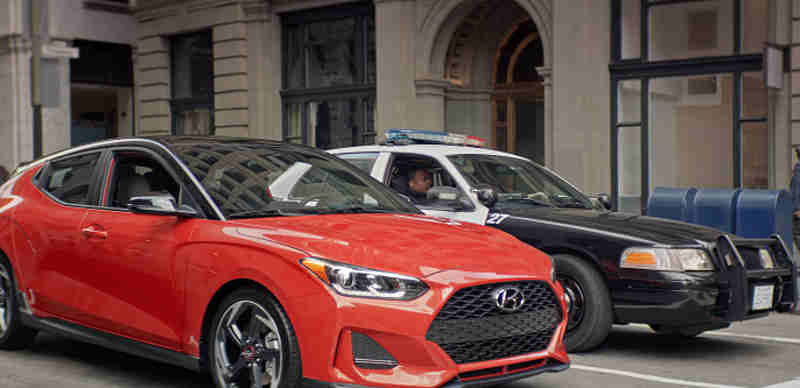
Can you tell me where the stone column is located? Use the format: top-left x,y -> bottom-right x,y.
135,35 -> 171,135
244,1 -> 281,140
0,35 -> 33,171
375,0 -> 416,137
213,20 -> 250,137
414,78 -> 449,130
771,0 -> 792,189
537,66 -> 553,167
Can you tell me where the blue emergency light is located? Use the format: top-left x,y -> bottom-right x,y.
383,129 -> 487,147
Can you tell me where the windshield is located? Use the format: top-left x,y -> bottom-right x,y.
170,141 -> 420,218
448,154 -> 594,210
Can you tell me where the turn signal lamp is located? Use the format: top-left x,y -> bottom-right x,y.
620,248 -> 714,272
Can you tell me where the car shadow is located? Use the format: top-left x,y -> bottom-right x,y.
585,325 -> 774,360
26,332 -> 214,387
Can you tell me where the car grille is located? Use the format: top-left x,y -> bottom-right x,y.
426,281 -> 562,364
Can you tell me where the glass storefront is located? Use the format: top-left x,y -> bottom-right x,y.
611,0 -> 769,213
281,3 -> 376,149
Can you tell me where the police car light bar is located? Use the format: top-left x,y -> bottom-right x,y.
383,129 -> 488,147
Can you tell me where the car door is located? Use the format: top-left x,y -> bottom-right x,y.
17,151 -> 104,321
77,147 -> 199,350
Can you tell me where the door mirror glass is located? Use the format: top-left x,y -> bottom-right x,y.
129,195 -> 198,218
472,184 -> 498,208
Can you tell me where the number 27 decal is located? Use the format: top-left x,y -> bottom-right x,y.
486,213 -> 510,225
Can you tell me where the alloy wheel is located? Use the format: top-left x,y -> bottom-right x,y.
0,265 -> 10,336
214,300 -> 283,388
558,275 -> 586,333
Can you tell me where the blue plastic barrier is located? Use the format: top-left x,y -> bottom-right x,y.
689,189 -> 741,234
646,187 -> 697,222
735,189 -> 793,251
646,187 -> 794,252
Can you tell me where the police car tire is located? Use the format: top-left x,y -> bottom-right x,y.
553,254 -> 612,353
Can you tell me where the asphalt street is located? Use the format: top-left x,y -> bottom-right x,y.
1,314 -> 799,388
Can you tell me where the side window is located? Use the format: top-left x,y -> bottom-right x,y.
108,152 -> 181,209
337,152 -> 379,174
388,154 -> 473,211
43,153 -> 101,205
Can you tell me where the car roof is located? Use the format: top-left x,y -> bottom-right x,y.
330,144 -> 531,161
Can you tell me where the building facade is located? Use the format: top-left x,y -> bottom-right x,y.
4,0 -> 797,213
0,0 -> 136,173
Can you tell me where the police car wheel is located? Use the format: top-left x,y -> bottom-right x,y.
553,254 -> 612,353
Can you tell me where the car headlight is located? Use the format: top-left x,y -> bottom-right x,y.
620,248 -> 714,272
300,258 -> 429,300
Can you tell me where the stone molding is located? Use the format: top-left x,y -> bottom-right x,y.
243,0 -> 271,22
415,78 -> 452,98
445,87 -> 493,101
0,35 -> 31,56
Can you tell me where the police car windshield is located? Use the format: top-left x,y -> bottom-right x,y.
169,141 -> 421,218
448,154 -> 594,210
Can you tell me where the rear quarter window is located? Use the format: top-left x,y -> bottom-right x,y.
42,153 -> 101,205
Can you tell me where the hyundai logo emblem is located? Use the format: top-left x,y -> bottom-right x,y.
492,286 -> 525,312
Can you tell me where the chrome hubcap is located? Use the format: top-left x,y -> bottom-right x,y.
558,275 -> 585,333
214,301 -> 282,388
0,265 -> 11,336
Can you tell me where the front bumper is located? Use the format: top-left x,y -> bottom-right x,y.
289,273 -> 570,388
303,360 -> 569,388
612,235 -> 797,326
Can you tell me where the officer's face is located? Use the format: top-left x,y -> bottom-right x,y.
409,170 -> 433,194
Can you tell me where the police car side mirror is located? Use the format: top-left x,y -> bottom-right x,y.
590,193 -> 611,210
472,184 -> 498,208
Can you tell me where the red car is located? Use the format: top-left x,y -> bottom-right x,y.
0,137 -> 568,388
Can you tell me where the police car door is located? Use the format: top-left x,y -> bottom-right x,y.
387,153 -> 488,224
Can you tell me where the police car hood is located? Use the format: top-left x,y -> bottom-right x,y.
230,213 -> 552,279
501,207 -> 725,246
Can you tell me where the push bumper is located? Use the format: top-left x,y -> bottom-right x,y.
613,235 -> 797,326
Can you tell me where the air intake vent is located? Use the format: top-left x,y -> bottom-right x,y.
352,332 -> 398,369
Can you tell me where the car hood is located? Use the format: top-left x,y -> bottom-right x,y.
497,207 -> 725,246
228,213 -> 551,279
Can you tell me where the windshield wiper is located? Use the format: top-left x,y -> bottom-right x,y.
315,206 -> 402,214
228,209 -> 301,219
501,197 -> 554,207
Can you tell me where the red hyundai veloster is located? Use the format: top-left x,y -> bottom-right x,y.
0,137 -> 568,388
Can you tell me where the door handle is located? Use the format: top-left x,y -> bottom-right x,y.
81,226 -> 108,240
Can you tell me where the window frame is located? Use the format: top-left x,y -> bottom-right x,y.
96,146 -> 208,218
280,2 -> 376,147
36,150 -> 107,208
609,0 -> 767,213
387,152 -> 477,213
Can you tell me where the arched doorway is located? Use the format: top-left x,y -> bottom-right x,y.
428,0 -> 551,165
491,18 -> 544,164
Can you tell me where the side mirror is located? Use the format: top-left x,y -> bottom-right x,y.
128,195 -> 198,218
472,184 -> 498,208
427,186 -> 472,211
590,193 -> 611,210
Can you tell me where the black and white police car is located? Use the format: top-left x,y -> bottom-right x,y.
331,129 -> 797,352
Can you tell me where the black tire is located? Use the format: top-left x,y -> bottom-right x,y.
553,254 -> 612,352
0,256 -> 38,350
208,288 -> 302,388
